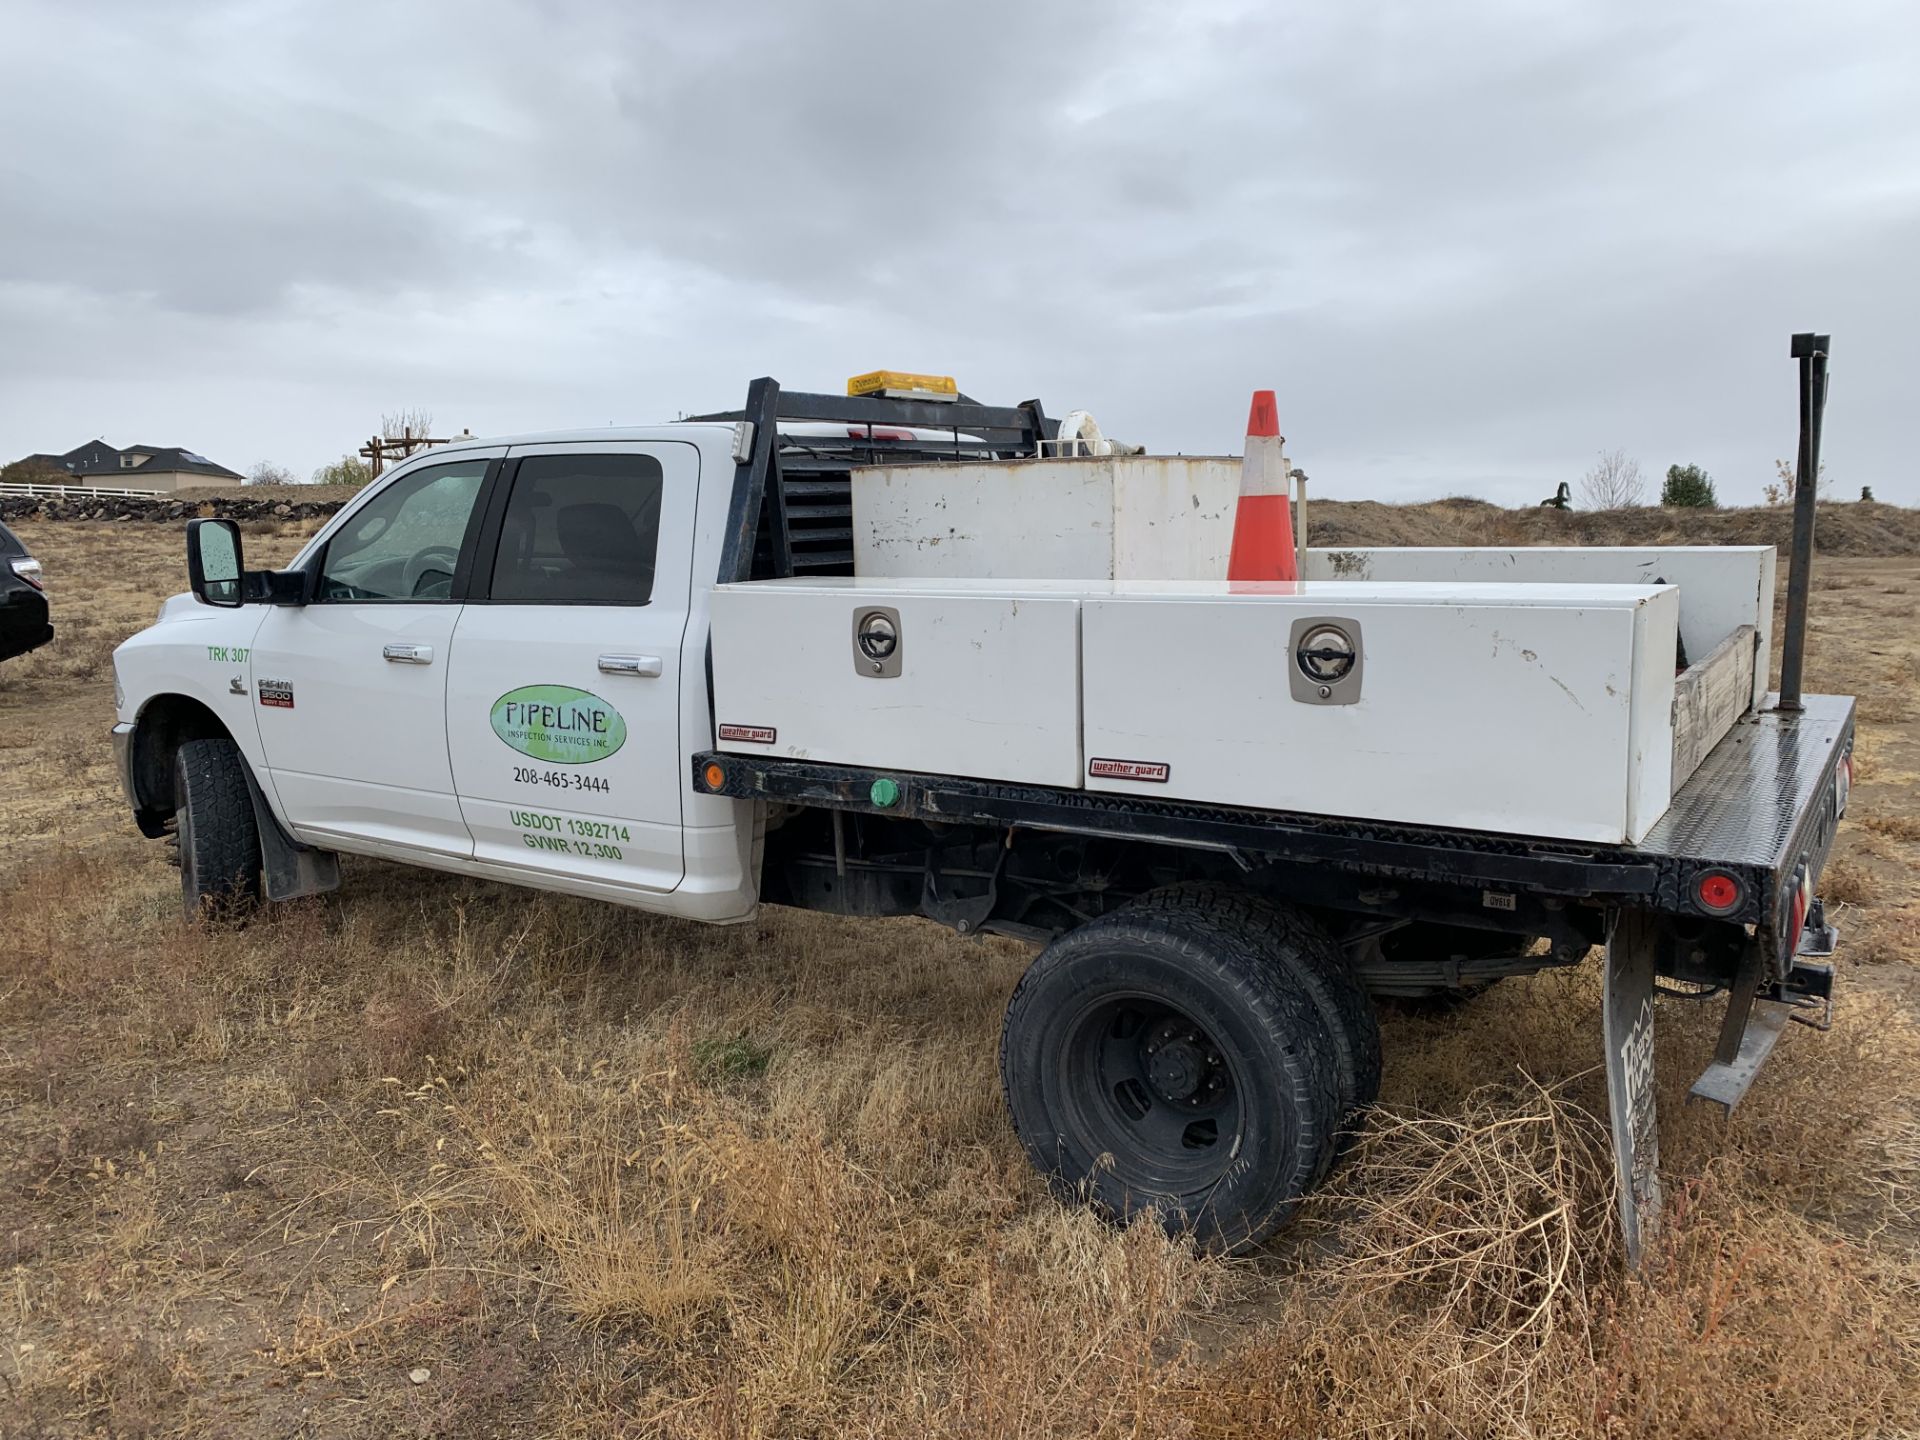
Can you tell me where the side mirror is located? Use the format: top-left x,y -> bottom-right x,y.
187,518 -> 244,607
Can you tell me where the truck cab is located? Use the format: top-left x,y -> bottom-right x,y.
114,424 -> 762,921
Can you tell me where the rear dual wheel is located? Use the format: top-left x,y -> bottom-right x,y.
1000,885 -> 1379,1253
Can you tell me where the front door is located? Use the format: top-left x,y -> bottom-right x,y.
250,450 -> 501,856
444,442 -> 696,893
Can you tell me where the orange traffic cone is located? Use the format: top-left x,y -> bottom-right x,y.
1226,389 -> 1298,582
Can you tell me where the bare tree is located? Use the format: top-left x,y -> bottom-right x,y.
1774,456 -> 1825,497
247,460 -> 297,487
381,407 -> 434,443
1576,449 -> 1645,510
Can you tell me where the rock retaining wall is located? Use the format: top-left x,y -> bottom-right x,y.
0,494 -> 346,525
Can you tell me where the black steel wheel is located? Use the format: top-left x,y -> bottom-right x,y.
1056,995 -> 1247,1194
1152,883 -> 1382,1136
174,737 -> 262,922
1001,887 -> 1340,1253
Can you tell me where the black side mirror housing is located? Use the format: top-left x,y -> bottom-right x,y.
187,518 -> 244,607
187,518 -> 314,607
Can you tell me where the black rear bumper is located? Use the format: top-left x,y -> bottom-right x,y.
0,586 -> 52,662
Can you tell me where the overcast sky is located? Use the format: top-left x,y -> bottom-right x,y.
3,0 -> 1915,503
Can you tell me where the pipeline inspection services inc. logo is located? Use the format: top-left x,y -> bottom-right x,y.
490,685 -> 627,764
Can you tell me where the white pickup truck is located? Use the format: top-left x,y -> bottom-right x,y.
112,373 -> 1852,1260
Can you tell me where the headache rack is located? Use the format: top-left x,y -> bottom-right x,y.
689,377 -> 1059,583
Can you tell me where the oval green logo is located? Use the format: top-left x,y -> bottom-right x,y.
490,685 -> 627,764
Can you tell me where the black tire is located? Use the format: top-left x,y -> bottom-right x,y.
1153,883 -> 1382,1127
174,737 -> 262,922
1000,886 -> 1340,1253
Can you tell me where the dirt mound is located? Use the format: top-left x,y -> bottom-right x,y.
1306,498 -> 1920,557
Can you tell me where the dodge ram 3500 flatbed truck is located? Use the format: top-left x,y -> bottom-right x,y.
113,369 -> 1850,1261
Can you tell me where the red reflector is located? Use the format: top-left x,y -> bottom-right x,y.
1695,873 -> 1740,913
848,426 -> 914,442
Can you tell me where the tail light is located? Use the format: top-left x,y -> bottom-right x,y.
10,556 -> 43,591
1694,871 -> 1743,915
848,426 -> 915,442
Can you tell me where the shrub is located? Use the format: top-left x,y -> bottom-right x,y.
1662,463 -> 1717,508
1,457 -> 65,486
311,453 -> 373,487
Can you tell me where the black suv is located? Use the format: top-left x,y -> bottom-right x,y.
0,520 -> 52,662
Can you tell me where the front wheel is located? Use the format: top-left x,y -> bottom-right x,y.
174,737 -> 262,922
999,888 -> 1340,1253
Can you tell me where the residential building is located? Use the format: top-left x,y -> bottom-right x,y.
12,440 -> 244,491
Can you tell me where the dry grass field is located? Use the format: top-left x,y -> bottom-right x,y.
2,516 -> 1917,1438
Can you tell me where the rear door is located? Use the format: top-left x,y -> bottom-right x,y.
250,450 -> 501,856
443,442 -> 697,893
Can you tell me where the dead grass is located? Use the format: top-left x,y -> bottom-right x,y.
1861,813 -> 1920,844
3,524 -> 1919,1435
1822,857 -> 1878,906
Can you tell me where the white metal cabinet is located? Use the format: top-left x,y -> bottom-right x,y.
1303,547 -> 1774,709
852,457 -> 1241,581
443,441 -> 699,894
1080,581 -> 1680,845
710,577 -> 1084,786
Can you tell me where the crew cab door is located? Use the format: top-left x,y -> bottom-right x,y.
443,442 -> 696,893
250,451 -> 502,857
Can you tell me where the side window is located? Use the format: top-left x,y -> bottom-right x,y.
318,459 -> 488,602
488,453 -> 663,605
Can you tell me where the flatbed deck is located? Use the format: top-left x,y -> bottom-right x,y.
694,694 -> 1853,929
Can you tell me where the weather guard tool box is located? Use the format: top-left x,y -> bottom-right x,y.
710,576 -> 1686,845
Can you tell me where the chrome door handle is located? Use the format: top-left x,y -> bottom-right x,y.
598,653 -> 662,677
382,643 -> 434,665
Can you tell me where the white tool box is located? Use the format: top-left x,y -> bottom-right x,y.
1080,581 -> 1680,845
709,577 -> 1085,786
1303,547 -> 1773,710
853,457 -> 1241,581
711,575 -> 1685,845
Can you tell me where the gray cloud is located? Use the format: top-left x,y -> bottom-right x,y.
1,0 -> 1914,501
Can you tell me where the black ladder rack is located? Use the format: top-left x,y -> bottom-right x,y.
690,377 -> 1059,584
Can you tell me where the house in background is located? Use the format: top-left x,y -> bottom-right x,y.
12,440 -> 244,491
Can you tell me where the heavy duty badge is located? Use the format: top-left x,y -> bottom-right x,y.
257,678 -> 294,709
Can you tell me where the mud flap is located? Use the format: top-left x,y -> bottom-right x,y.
240,763 -> 341,902
1603,908 -> 1662,1267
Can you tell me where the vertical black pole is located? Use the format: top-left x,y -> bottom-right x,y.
1777,332 -> 1830,712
